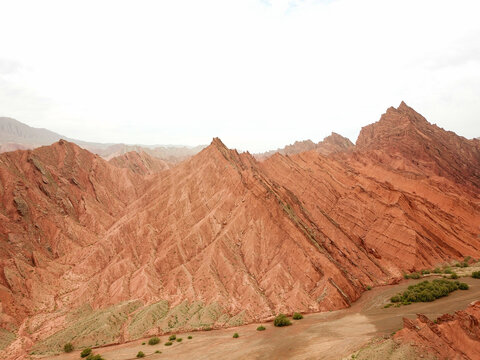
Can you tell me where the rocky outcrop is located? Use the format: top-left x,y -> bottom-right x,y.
394,301 -> 480,360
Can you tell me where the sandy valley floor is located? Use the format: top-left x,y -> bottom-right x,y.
43,276 -> 480,360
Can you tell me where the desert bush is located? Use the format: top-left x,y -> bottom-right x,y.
409,272 -> 421,279
472,271 -> 480,279
188,336 -> 193,339
444,267 -> 453,274
388,279 -> 465,306
292,312 -> 303,320
459,283 -> 469,290
136,351 -> 145,358
176,338 -> 182,342
169,334 -> 176,341
256,325 -> 266,331
433,267 -> 442,274
274,314 -> 292,327
81,348 -> 92,357
63,343 -> 74,353
421,269 -> 431,275
86,355 -> 104,360
450,272 -> 459,279
164,341 -> 173,346
141,342 -> 145,345
155,350 -> 161,353
233,333 -> 239,338
365,285 -> 372,290
148,337 -> 160,345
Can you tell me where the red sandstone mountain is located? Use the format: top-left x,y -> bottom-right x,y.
0,103 -> 479,358
394,301 -> 480,360
109,151 -> 170,175
255,132 -> 354,159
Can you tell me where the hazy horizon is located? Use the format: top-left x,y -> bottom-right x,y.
1,0 -> 479,152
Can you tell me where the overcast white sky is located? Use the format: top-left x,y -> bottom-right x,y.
0,0 -> 479,152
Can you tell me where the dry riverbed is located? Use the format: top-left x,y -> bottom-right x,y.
42,276 -> 480,360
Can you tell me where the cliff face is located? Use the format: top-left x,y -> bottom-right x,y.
0,103 -> 479,358
394,301 -> 480,360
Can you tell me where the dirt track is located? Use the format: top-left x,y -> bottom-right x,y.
43,277 -> 480,360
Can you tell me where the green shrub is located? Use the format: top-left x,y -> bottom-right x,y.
188,336 -> 192,339
256,325 -> 266,331
387,279 -> 466,306
141,342 -> 145,345
403,273 -> 410,279
433,267 -> 442,274
233,333 -> 239,338
365,285 -> 372,290
169,334 -> 176,341
383,303 -> 393,308
148,337 -> 160,345
86,355 -> 104,360
274,314 -> 292,327
164,341 -> 173,346
81,348 -> 92,358
472,271 -> 480,279
421,269 -> 430,275
459,283 -> 469,290
450,272 -> 459,279
409,272 -> 421,279
444,267 -> 453,274
176,338 -> 182,342
63,343 -> 74,353
292,312 -> 303,320
155,350 -> 161,354
136,351 -> 145,358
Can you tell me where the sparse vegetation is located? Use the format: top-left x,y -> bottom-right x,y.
164,341 -> 173,346
169,334 -> 176,341
233,333 -> 239,338
389,279 -> 466,306
274,314 -> 292,327
141,342 -> 145,345
403,272 -> 421,279
366,285 -> 372,290
472,271 -> 480,279
63,342 -> 73,353
292,312 -> 303,320
421,269 -> 430,275
257,325 -> 266,331
155,350 -> 161,353
176,338 -> 182,342
81,348 -> 92,357
444,267 -> 453,274
148,336 -> 160,345
188,336 -> 193,339
136,351 -> 145,358
450,272 -> 459,279
433,267 -> 442,274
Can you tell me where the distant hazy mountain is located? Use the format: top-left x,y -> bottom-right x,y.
0,117 -> 205,162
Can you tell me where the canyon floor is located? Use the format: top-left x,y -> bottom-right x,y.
40,276 -> 480,360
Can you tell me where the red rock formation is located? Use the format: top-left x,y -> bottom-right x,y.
394,301 -> 480,360
255,132 -> 354,159
0,103 -> 478,358
109,151 -> 170,175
